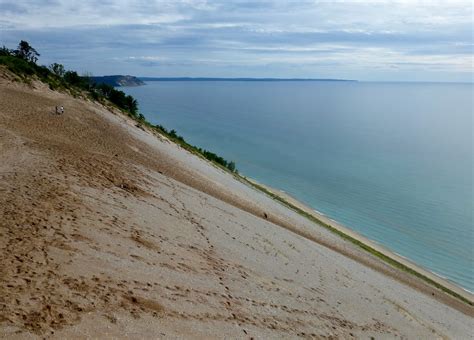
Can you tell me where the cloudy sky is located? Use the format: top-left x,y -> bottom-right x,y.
1,0 -> 472,81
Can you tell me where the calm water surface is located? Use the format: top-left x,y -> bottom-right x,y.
123,81 -> 473,292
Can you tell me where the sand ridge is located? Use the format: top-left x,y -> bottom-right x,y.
0,71 -> 472,338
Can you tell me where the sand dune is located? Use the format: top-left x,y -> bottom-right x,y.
0,70 -> 472,339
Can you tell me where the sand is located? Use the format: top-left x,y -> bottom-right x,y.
0,69 -> 472,339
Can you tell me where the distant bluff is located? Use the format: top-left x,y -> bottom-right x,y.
90,75 -> 145,87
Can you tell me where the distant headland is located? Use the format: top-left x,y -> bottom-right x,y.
139,77 -> 357,82
90,75 -> 145,87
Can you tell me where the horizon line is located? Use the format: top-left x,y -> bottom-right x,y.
137,76 -> 357,82
135,77 -> 472,84
92,75 -> 473,84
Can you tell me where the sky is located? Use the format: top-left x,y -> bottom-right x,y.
1,0 -> 473,81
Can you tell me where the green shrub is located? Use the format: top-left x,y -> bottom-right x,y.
0,55 -> 36,77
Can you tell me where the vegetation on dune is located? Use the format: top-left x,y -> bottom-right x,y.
1,40 -> 40,63
1,41 -> 238,173
0,40 -> 238,173
1,42 -> 138,116
0,44 -> 238,173
153,124 -> 238,172
1,40 -> 240,171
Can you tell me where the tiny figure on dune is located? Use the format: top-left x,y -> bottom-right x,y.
55,105 -> 64,115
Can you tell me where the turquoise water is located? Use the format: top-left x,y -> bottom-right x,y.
122,81 -> 473,292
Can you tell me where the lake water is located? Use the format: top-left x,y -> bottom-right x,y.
122,81 -> 473,292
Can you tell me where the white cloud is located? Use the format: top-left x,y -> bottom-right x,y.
1,0 -> 472,80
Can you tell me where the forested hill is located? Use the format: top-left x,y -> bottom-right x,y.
90,75 -> 145,87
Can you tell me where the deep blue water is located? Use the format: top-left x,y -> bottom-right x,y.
123,81 -> 473,292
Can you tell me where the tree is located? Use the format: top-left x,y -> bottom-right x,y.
97,83 -> 113,97
227,161 -> 236,172
49,63 -> 65,77
81,71 -> 93,88
169,129 -> 178,138
14,40 -> 40,63
63,70 -> 88,88
0,46 -> 12,56
125,95 -> 138,115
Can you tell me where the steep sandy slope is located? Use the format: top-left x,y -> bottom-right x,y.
0,72 -> 472,338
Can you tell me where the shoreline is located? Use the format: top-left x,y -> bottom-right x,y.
122,104 -> 473,314
242,176 -> 474,304
115,81 -> 473,309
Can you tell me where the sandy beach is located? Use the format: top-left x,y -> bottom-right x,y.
0,68 -> 472,338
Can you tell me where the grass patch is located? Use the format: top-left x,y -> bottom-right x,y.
0,55 -> 65,89
136,120 -> 238,173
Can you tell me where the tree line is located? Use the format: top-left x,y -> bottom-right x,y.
155,124 -> 237,172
